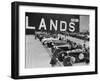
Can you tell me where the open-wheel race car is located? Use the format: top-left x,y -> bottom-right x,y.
41,37 -> 58,47
43,39 -> 68,48
35,31 -> 47,41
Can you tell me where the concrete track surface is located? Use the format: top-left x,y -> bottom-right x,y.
25,35 -> 51,68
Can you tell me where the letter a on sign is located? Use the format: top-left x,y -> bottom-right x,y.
39,18 -> 47,30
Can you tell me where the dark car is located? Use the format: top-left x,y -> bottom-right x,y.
63,49 -> 89,66
52,43 -> 89,66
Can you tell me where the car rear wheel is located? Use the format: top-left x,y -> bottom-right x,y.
85,59 -> 89,64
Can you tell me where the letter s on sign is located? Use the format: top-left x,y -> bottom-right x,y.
69,22 -> 75,32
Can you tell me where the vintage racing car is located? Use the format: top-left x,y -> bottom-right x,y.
51,42 -> 89,66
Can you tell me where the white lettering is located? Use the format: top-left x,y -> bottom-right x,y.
50,19 -> 58,31
39,18 -> 46,30
69,22 -> 75,32
26,16 -> 36,29
60,21 -> 67,31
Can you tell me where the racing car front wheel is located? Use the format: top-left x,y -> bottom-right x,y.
58,51 -> 67,62
63,56 -> 73,66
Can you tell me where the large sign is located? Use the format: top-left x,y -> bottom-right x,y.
26,12 -> 80,34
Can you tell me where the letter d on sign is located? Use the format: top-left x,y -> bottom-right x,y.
60,21 -> 67,31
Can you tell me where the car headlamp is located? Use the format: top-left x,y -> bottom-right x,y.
79,53 -> 84,60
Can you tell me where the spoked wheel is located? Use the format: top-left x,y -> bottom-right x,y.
58,51 -> 67,62
63,56 -> 75,66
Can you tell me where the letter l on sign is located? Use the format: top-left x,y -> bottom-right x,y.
26,16 -> 36,29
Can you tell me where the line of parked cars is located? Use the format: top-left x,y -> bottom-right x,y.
68,32 -> 89,41
34,31 -> 90,67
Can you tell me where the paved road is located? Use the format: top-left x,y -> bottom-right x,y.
25,35 -> 51,68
